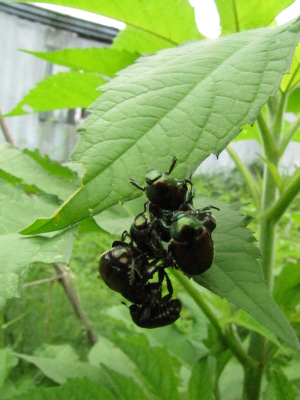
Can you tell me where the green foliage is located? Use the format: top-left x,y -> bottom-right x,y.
0,0 -> 300,399
4,72 -> 106,117
22,48 -> 138,76
188,357 -> 214,400
215,0 -> 296,33
15,345 -> 101,384
20,20 -> 300,234
0,177 -> 76,310
11,379 -> 116,400
0,144 -> 80,200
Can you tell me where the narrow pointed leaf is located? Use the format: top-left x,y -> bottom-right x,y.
21,20 -> 300,235
23,48 -> 138,77
215,0 -> 296,34
3,72 -> 105,117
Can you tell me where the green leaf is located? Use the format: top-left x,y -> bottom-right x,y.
0,180 -> 76,309
286,87 -> 300,113
101,365 -> 149,400
7,0 -> 203,44
24,149 -> 78,179
0,348 -> 18,389
233,122 -> 261,142
22,19 -> 300,234
15,345 -> 101,384
88,337 -> 137,379
281,43 -> 300,91
113,27 -> 175,54
95,197 -> 145,235
291,211 -> 300,226
193,198 -> 299,349
10,378 -> 116,400
113,334 -> 179,400
264,368 -> 297,400
273,262 -> 300,312
100,303 -> 207,367
23,48 -> 138,76
21,20 -> 300,235
215,0 -> 296,34
3,72 -> 105,117
0,180 -> 58,234
188,357 -> 214,400
0,144 -> 80,201
227,309 -> 281,347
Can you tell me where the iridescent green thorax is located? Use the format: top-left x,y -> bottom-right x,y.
171,214 -> 203,242
145,169 -> 162,185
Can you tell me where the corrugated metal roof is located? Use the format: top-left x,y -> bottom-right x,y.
0,3 -> 119,43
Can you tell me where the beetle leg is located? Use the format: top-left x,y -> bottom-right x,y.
134,202 -> 148,221
200,205 -> 220,212
183,179 -> 195,204
161,270 -> 173,302
121,230 -> 132,242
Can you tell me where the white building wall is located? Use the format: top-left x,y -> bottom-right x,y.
0,9 -> 106,161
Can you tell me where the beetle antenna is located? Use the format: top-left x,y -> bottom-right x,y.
167,156 -> 178,174
129,178 -> 145,191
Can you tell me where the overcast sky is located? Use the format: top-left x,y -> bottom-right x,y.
34,0 -> 300,39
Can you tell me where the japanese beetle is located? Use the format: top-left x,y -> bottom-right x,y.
148,202 -> 173,242
99,244 -> 149,304
130,210 -> 166,258
130,156 -> 193,211
129,271 -> 182,328
130,298 -> 182,328
169,214 -> 214,275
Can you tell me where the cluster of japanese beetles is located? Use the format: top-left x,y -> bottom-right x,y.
99,157 -> 218,328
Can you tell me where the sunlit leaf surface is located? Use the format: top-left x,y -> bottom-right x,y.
21,20 -> 300,234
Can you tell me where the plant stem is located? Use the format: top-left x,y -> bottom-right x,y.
172,270 -> 258,369
243,149 -> 279,400
226,145 -> 260,208
0,109 -> 15,146
279,114 -> 300,156
263,167 -> 300,224
54,263 -> 97,346
256,113 -> 274,158
1,312 -> 28,330
271,91 -> 287,141
23,273 -> 66,287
